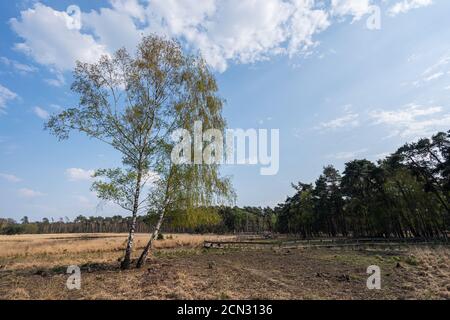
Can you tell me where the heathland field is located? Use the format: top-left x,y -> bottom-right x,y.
0,233 -> 449,300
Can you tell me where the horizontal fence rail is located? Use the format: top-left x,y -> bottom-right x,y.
203,237 -> 449,250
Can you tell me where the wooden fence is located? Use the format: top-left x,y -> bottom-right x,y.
204,237 -> 449,250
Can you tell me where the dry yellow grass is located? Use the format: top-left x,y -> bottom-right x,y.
400,247 -> 450,299
0,233 -> 236,270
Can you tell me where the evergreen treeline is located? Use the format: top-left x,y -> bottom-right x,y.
0,216 -> 152,235
0,207 -> 275,235
275,131 -> 450,239
1,131 -> 448,239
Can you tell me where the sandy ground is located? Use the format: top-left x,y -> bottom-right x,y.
0,234 -> 449,300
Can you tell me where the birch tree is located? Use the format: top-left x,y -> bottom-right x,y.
46,35 -> 232,269
135,60 -> 235,268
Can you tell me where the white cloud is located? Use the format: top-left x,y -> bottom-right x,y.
423,71 -> 444,82
0,173 -> 22,183
388,0 -> 433,17
411,53 -> 450,87
147,0 -> 329,71
83,4 -> 145,54
0,84 -> 18,114
317,112 -> 360,130
370,103 -> 450,138
8,0 -> 375,74
33,106 -> 49,119
66,168 -> 95,182
110,0 -> 146,22
9,0 -> 435,75
331,0 -> 373,21
44,72 -> 65,87
18,188 -> 45,198
0,56 -> 37,74
423,54 -> 450,75
10,3 -> 108,72
327,148 -> 369,160
287,0 -> 330,57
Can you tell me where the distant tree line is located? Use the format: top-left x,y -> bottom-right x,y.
2,131 -> 448,239
0,207 -> 275,235
0,216 -> 151,235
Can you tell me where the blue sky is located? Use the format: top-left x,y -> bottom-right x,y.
1,0 -> 450,221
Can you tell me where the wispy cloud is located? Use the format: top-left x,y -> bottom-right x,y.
33,106 -> 49,119
410,53 -> 450,87
423,54 -> 450,75
370,103 -> 450,138
0,173 -> 22,183
388,0 -> 433,17
317,112 -> 360,131
18,188 -> 45,198
331,0 -> 373,21
0,56 -> 37,74
423,71 -> 444,82
66,168 -> 95,182
327,148 -> 369,160
0,84 -> 18,114
44,72 -> 65,87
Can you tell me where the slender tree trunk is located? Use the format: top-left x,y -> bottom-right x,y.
121,168 -> 143,270
136,209 -> 165,268
136,166 -> 174,268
